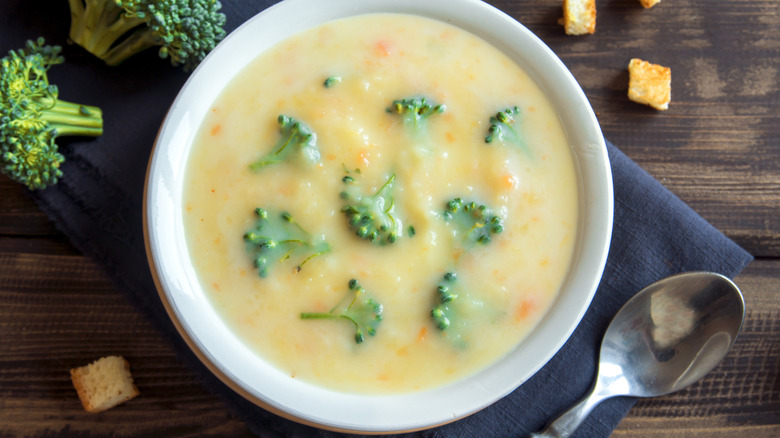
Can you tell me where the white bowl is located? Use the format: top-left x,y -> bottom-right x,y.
144,0 -> 613,433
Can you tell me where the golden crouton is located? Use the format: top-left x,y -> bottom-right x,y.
639,0 -> 662,8
628,58 -> 671,110
561,0 -> 596,35
70,356 -> 140,413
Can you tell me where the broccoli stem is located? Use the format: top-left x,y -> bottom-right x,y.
300,279 -> 382,344
374,173 -> 395,197
100,29 -> 158,67
39,99 -> 104,137
299,312 -> 347,322
375,175 -> 398,229
298,250 -> 328,269
68,0 -> 149,65
298,312 -> 365,341
267,129 -> 297,159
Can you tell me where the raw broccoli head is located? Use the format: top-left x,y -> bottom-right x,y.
0,38 -> 103,190
67,0 -> 227,69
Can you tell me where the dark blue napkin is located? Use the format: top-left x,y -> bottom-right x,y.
2,1 -> 752,437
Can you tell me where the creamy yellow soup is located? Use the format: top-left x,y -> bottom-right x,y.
183,13 -> 578,394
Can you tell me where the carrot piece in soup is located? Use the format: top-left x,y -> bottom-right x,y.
502,173 -> 519,190
417,326 -> 427,342
374,40 -> 393,57
515,298 -> 538,321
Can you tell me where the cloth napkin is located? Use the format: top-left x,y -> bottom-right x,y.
2,1 -> 752,437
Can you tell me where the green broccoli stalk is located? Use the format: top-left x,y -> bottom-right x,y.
243,207 -> 330,278
442,197 -> 504,245
485,106 -> 528,152
66,0 -> 226,69
0,38 -> 103,190
250,115 -> 320,171
386,96 -> 446,131
301,279 -> 383,344
340,170 -> 406,245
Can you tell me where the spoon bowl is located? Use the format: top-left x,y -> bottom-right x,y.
532,271 -> 745,437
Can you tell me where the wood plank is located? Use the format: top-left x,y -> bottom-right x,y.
0,236 -> 78,256
0,174 -> 61,238
0,252 -> 253,437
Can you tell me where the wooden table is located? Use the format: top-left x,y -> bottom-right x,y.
1,0 -> 778,436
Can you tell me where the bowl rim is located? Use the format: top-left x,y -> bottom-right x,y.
143,0 -> 613,433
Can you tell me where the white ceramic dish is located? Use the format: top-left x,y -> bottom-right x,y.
144,0 -> 613,433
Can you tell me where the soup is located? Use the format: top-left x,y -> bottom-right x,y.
183,13 -> 578,394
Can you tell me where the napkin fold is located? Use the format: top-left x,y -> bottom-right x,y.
3,1 -> 752,437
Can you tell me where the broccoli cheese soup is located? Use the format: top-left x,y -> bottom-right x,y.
183,13 -> 578,394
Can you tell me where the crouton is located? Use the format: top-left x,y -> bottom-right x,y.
561,0 -> 596,35
628,58 -> 671,110
639,0 -> 662,8
70,356 -> 140,413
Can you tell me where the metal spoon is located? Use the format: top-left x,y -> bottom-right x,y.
531,271 -> 745,438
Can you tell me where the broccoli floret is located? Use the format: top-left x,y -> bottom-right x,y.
442,198 -> 504,245
66,0 -> 226,69
430,272 -> 459,330
340,170 -> 406,245
300,279 -> 383,344
430,272 -> 489,348
485,106 -> 527,151
243,207 -> 330,278
0,38 -> 103,190
434,200 -> 505,347
323,76 -> 341,88
386,96 -> 446,131
250,115 -> 320,171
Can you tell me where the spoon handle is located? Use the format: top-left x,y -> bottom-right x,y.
529,387 -> 610,438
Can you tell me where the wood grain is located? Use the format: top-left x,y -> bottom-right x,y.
0,252 -> 254,438
0,176 -> 61,238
